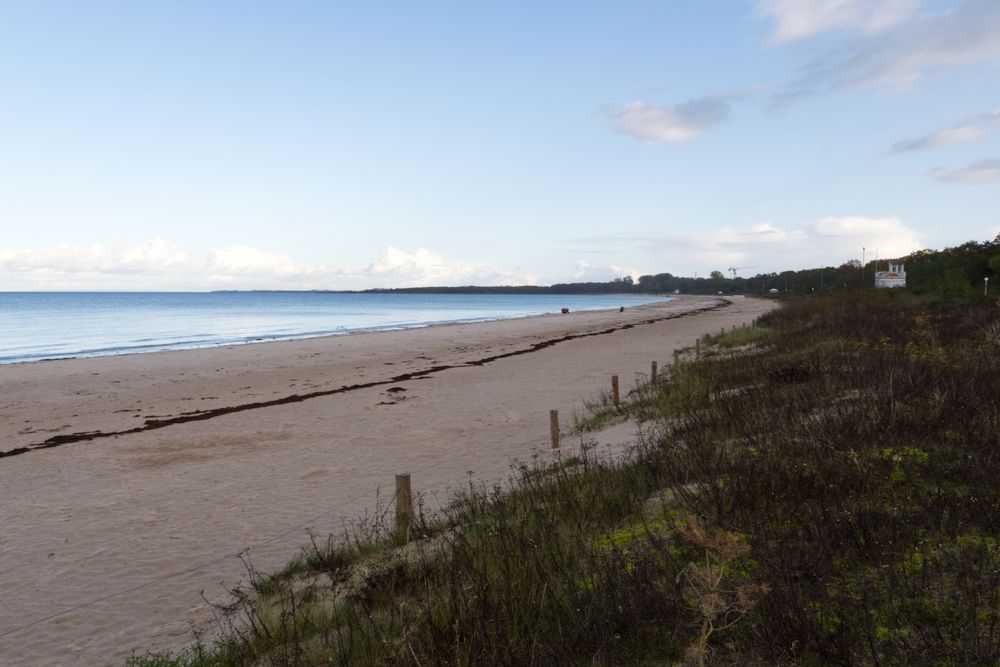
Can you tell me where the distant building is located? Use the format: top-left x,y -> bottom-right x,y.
875,263 -> 906,289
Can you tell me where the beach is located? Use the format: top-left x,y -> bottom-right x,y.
0,295 -> 775,666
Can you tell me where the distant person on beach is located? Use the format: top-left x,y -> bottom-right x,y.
619,306 -> 624,313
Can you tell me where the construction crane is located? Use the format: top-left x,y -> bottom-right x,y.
728,266 -> 756,279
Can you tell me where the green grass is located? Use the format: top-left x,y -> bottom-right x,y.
130,292 -> 1000,666
704,322 -> 771,348
571,388 -> 627,432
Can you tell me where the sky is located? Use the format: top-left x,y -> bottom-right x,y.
0,0 -> 998,290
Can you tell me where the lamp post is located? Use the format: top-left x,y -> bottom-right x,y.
861,247 -> 866,288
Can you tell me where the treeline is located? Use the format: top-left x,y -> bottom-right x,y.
365,236 -> 1000,297
899,237 -> 1000,297
364,277 -> 640,295
697,235 -> 1000,296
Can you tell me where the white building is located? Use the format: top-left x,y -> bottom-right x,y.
875,263 -> 906,289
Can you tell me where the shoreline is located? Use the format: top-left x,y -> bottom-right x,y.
0,293 -> 673,366
1,296 -> 697,460
0,295 -> 774,666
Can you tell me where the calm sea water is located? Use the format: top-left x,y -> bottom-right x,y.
0,292 -> 669,364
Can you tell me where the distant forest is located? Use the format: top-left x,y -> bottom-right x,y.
367,236 -> 1000,298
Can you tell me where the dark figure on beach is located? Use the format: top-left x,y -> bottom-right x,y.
619,306 -> 624,313
561,307 -> 569,314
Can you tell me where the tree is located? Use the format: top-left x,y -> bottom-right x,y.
709,270 -> 725,280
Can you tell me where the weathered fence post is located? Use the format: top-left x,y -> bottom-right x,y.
673,349 -> 680,368
651,360 -> 658,383
550,409 -> 560,449
695,339 -> 701,361
395,473 -> 413,543
611,375 -> 620,406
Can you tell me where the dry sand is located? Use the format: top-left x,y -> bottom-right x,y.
0,295 -> 776,666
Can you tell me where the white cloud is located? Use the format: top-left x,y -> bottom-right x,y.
888,108 -> 1000,153
568,216 -> 924,274
684,217 -> 921,268
756,0 -> 924,43
114,238 -> 196,273
888,125 -> 987,153
770,0 -> 1000,99
209,245 -> 302,276
605,97 -> 731,145
0,239 -> 200,277
808,216 -> 921,245
612,3 -> 998,143
360,246 -> 536,287
968,110 -> 1000,125
0,241 -> 539,291
571,260 -> 640,283
838,1 -> 1000,91
928,158 -> 1000,184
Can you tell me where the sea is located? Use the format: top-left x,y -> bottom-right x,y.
0,291 -> 670,364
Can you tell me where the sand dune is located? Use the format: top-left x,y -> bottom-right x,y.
0,295 -> 775,666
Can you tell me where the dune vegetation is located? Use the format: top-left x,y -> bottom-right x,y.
129,289 -> 1000,666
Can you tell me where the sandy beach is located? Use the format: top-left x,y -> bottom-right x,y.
0,295 -> 775,666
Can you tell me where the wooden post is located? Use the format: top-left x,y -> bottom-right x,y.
673,350 -> 680,367
695,339 -> 701,361
611,375 -> 620,406
550,409 -> 560,449
395,473 -> 413,543
651,360 -> 658,383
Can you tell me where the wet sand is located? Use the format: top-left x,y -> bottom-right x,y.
0,295 -> 776,666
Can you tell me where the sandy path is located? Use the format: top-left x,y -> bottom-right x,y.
0,295 -> 775,666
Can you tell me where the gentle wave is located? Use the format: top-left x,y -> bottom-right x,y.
0,292 -> 670,364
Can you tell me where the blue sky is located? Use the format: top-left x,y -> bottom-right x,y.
1,0 -> 998,290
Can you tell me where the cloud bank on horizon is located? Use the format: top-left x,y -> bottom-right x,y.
566,216 -> 924,277
0,215 -> 924,291
0,241 -> 541,292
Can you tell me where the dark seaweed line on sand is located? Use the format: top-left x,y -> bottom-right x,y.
1,302 -> 728,459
